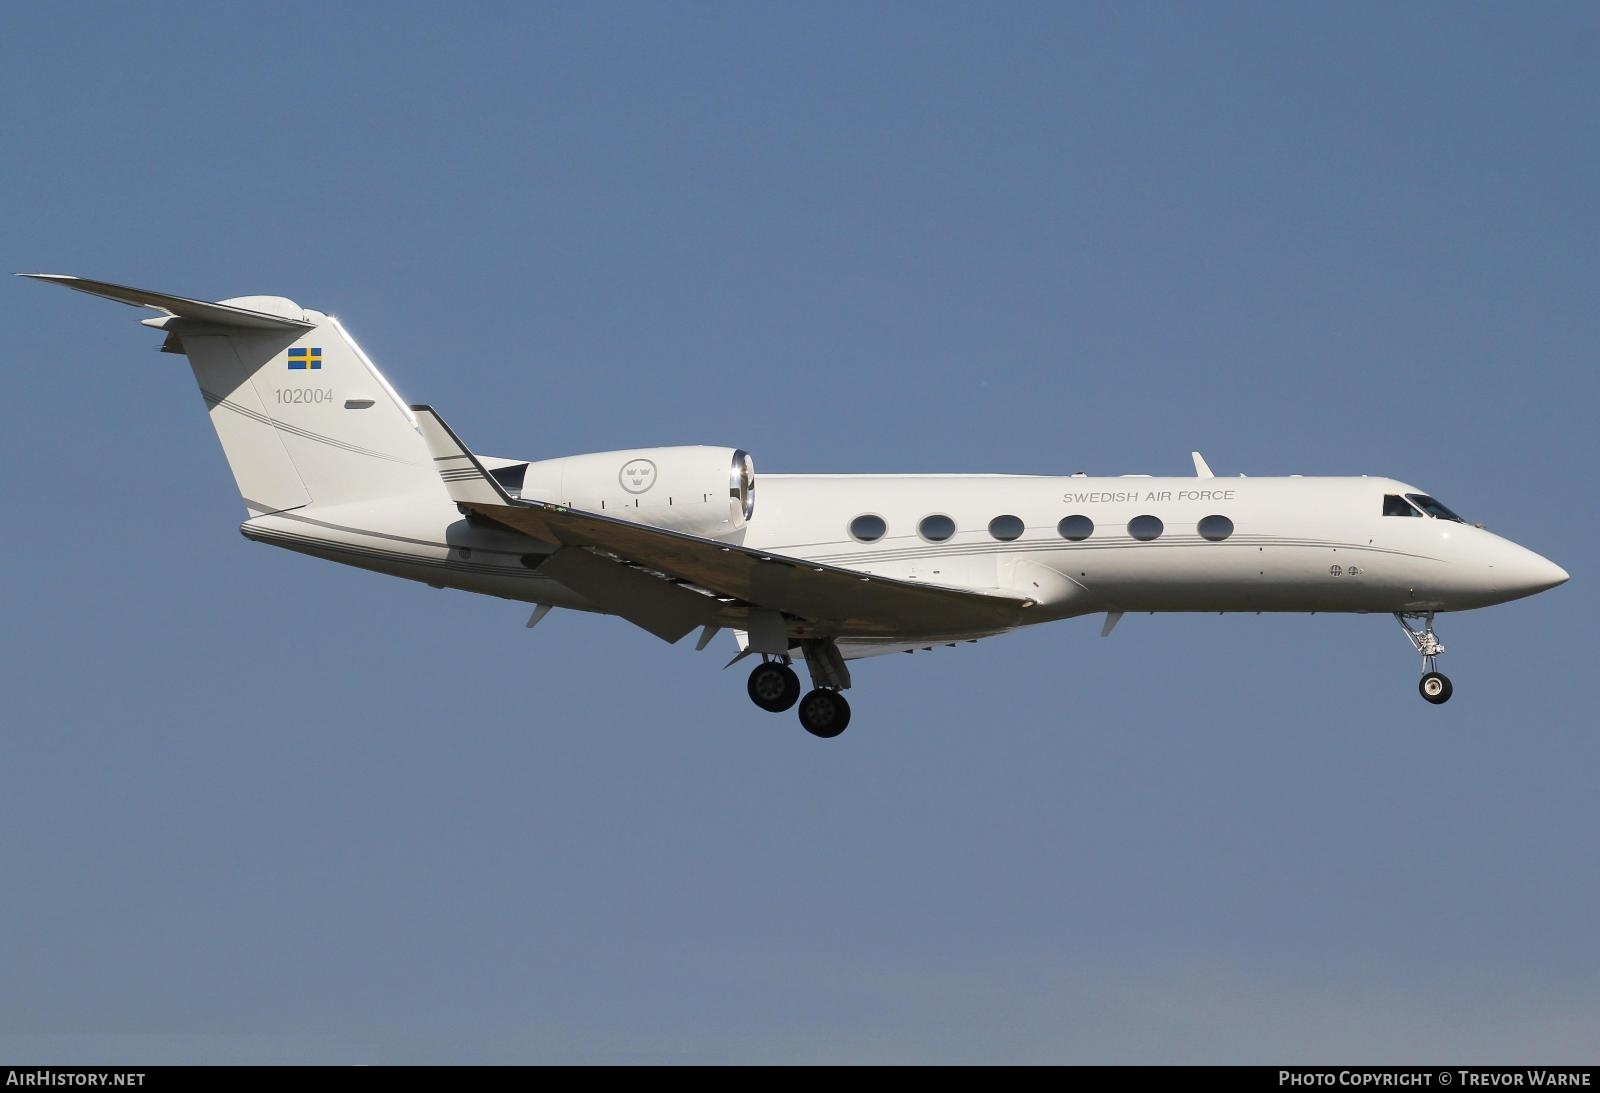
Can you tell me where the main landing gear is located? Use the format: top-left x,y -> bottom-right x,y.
747,660 -> 801,713
797,688 -> 851,738
745,639 -> 854,738
1395,612 -> 1453,705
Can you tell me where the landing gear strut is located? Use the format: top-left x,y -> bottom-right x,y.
1395,612 -> 1452,705
795,638 -> 853,738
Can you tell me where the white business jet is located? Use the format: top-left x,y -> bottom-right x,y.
25,275 -> 1569,737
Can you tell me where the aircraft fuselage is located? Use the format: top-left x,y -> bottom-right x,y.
30,272 -> 1568,730
241,472 -> 1567,637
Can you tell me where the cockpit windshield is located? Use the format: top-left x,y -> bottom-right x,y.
1383,494 -> 1420,517
1405,494 -> 1465,522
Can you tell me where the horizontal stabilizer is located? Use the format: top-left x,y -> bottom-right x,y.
18,273 -> 313,330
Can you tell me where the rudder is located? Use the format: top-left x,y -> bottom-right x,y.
179,309 -> 438,514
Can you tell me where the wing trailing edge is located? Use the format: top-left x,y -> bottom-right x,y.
411,405 -> 1035,642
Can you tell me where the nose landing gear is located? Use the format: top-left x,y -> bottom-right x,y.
1419,671 -> 1453,703
1396,612 -> 1452,704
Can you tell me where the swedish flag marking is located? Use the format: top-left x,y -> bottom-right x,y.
288,347 -> 323,370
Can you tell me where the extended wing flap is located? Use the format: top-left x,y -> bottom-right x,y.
535,546 -> 721,643
467,499 -> 1031,639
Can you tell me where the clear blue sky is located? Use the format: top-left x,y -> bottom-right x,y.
2,2 -> 1595,1064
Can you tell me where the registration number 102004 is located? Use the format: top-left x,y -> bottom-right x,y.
276,388 -> 335,405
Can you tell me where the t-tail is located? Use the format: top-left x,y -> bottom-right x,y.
21,274 -> 440,516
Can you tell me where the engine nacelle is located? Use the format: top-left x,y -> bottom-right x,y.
519,446 -> 755,540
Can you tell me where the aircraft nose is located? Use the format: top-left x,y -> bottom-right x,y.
1532,555 -> 1570,592
1499,546 -> 1569,598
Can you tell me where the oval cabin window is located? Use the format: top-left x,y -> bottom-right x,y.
1058,515 -> 1094,541
1128,515 -> 1164,541
988,515 -> 1024,541
849,514 -> 887,543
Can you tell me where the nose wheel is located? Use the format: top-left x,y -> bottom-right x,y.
1396,613 -> 1453,705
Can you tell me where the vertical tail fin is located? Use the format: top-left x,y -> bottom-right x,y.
23,275 -> 440,516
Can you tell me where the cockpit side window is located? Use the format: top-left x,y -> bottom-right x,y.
1383,494 -> 1421,517
1406,494 -> 1465,522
